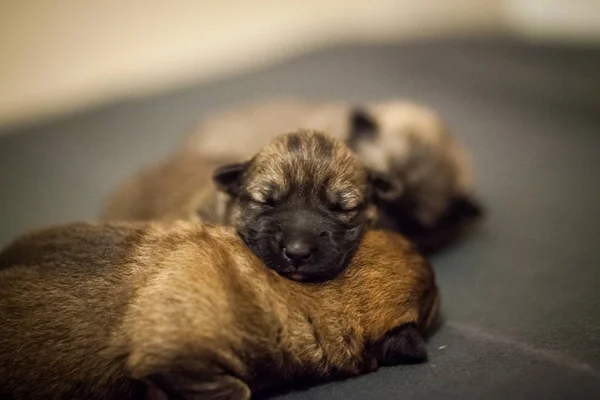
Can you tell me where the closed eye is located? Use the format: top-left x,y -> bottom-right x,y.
328,202 -> 360,213
250,196 -> 277,207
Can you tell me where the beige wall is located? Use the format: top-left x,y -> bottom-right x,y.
0,0 -> 598,131
504,0 -> 600,42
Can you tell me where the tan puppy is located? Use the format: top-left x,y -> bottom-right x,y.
0,221 -> 440,400
104,153 -> 231,223
183,98 -> 481,250
106,98 -> 482,254
105,131 -> 382,281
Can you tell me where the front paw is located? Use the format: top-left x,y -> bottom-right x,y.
147,373 -> 251,400
373,323 -> 428,366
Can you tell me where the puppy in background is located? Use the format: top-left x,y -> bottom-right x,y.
181,98 -> 483,253
104,131 -> 386,281
104,154 -> 231,223
0,221 -> 440,400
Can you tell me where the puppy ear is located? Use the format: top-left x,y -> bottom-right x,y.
368,169 -> 402,202
212,162 -> 248,196
377,323 -> 428,366
348,107 -> 378,146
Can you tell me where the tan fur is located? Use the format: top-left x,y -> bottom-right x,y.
236,131 -> 372,222
0,221 -> 439,399
181,98 -> 351,158
245,132 -> 364,205
103,130 -> 376,226
358,100 -> 472,225
102,154 -> 234,223
182,97 -> 473,225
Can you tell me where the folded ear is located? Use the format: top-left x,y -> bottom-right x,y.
348,107 -> 378,147
368,169 -> 403,203
376,323 -> 428,366
212,162 -> 248,196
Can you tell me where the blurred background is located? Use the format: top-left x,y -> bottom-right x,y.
1,0 -> 599,131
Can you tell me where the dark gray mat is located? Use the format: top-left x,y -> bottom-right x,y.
1,38 -> 599,399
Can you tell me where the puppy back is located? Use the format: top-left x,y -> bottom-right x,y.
0,222 -> 151,399
101,154 -> 230,222
122,223 -> 293,388
182,98 -> 349,159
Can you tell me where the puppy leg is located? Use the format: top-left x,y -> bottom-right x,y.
375,323 -> 428,366
148,373 -> 250,400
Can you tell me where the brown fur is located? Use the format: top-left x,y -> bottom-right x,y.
103,98 -> 482,254
102,154 -> 233,223
101,131 -> 375,225
104,131 -> 378,281
221,130 -> 374,226
182,98 -> 475,226
103,130 -> 374,226
0,221 -> 439,399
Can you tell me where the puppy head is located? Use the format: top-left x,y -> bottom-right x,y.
347,101 -> 482,252
213,130 -> 383,282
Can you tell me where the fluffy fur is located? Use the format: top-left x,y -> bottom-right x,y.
183,98 -> 482,250
105,131 -> 381,281
105,98 -> 482,254
0,221 -> 439,400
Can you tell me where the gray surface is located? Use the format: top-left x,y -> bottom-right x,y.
1,38 -> 600,399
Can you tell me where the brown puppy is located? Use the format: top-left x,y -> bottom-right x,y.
0,221 -> 440,400
103,153 -> 232,223
181,98 -> 483,253
105,130 -> 382,281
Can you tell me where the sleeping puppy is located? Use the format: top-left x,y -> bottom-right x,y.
104,130 -> 385,282
0,221 -> 440,400
103,154 -> 232,223
181,98 -> 483,253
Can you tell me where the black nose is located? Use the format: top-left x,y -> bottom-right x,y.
283,238 -> 315,265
